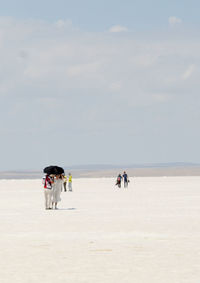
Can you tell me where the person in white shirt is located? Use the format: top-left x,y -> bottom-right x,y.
42,174 -> 53,210
52,175 -> 63,209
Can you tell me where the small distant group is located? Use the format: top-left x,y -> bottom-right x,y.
116,171 -> 129,188
42,173 -> 73,210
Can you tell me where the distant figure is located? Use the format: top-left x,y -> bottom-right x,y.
123,171 -> 129,188
63,175 -> 67,192
52,175 -> 63,209
68,173 -> 72,191
116,174 -> 122,188
42,174 -> 53,210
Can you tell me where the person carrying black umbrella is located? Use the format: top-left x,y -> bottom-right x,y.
43,166 -> 65,210
52,174 -> 63,209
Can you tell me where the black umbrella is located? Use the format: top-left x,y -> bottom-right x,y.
43,165 -> 64,175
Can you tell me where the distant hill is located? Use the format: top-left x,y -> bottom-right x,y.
0,163 -> 200,179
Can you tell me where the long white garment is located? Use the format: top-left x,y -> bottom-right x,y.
52,179 -> 63,203
44,189 -> 53,209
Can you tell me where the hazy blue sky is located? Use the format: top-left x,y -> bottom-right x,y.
0,0 -> 200,170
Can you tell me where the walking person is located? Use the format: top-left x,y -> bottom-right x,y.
68,173 -> 72,192
52,175 -> 63,209
63,175 -> 67,192
123,171 -> 129,188
116,174 -> 122,188
42,174 -> 53,210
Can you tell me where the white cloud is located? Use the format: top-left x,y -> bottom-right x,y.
132,54 -> 157,68
182,64 -> 196,80
109,81 -> 122,91
152,93 -> 170,103
0,17 -> 200,168
66,62 -> 101,78
0,17 -> 198,103
0,17 -> 199,131
55,19 -> 73,29
169,16 -> 182,26
109,25 -> 128,33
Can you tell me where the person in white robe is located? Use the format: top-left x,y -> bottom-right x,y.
52,175 -> 63,209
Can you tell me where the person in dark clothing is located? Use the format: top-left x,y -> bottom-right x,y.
63,175 -> 67,192
116,174 -> 122,188
123,171 -> 129,188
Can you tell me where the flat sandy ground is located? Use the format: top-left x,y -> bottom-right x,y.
0,177 -> 200,283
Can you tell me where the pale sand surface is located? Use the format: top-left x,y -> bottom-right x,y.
0,177 -> 200,283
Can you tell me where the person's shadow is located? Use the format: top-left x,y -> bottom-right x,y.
57,208 -> 76,211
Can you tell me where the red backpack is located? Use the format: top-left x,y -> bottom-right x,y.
44,176 -> 52,189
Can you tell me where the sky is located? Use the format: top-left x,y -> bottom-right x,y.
0,0 -> 200,170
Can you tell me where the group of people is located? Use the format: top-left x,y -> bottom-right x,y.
43,170 -> 130,210
42,173 -> 72,210
116,171 -> 129,188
